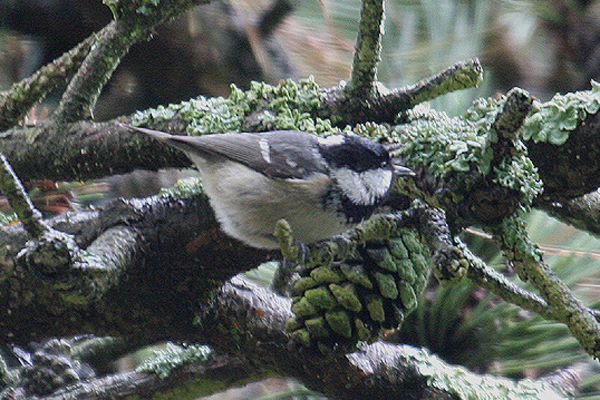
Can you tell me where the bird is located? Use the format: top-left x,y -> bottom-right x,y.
129,126 -> 413,249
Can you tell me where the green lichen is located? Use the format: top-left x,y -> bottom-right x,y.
399,105 -> 489,178
136,342 -> 212,379
497,212 -> 543,266
397,97 -> 543,207
523,81 -> 600,145
398,344 -> 570,400
493,155 -> 542,203
132,77 -> 341,136
158,177 -> 203,199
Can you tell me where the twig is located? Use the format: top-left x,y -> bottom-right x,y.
257,0 -> 297,38
346,0 -> 385,99
51,20 -> 134,124
381,58 -> 483,113
490,214 -> 600,359
0,31 -> 97,131
489,88 -> 533,172
51,0 -> 209,125
0,152 -> 48,239
463,240 -> 551,318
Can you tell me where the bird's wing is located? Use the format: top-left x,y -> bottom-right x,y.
130,126 -> 328,179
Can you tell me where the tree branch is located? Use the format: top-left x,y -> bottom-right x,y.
346,0 -> 384,99
0,153 -> 48,239
539,190 -> 600,235
0,192 -> 272,345
194,276 -> 573,400
382,58 -> 484,115
4,350 -> 254,400
51,0 -> 210,125
0,31 -> 96,131
489,213 -> 600,359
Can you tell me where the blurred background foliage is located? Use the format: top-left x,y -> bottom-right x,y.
2,0 -> 600,398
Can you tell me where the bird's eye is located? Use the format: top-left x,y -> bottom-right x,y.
380,160 -> 389,168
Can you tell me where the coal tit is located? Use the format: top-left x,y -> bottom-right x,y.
130,126 -> 413,249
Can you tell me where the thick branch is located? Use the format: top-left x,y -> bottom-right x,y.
0,193 -> 271,344
529,99 -> 600,201
5,351 -> 253,400
0,120 -> 192,183
194,276 -> 572,400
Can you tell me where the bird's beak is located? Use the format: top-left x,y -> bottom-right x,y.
393,164 -> 415,177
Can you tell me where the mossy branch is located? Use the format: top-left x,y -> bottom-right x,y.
51,0 -> 209,125
0,30 -> 97,131
490,213 -> 600,359
346,0 -> 384,99
0,151 -> 138,305
383,57 -> 484,113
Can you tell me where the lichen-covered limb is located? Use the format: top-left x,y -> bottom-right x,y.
321,58 -> 483,125
0,192 -> 272,344
488,88 -> 533,169
0,143 -> 135,304
526,82 -> 600,200
52,0 -> 209,124
413,203 -> 600,330
16,224 -> 138,305
51,19 -> 132,124
195,275 -> 574,400
415,205 -> 468,283
384,58 -> 484,112
0,30 -> 96,131
462,241 -> 551,318
395,87 -> 542,227
346,0 -> 384,99
3,341 -> 254,400
490,214 -> 600,359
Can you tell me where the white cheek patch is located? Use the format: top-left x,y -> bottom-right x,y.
333,168 -> 392,205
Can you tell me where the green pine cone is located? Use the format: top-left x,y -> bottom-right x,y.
287,227 -> 432,354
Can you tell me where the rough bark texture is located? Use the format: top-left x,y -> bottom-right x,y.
0,194 -> 273,345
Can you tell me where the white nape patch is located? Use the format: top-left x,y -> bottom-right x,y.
259,138 -> 271,163
333,168 -> 393,205
318,135 -> 345,146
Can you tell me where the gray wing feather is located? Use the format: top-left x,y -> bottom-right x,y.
130,126 -> 327,179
